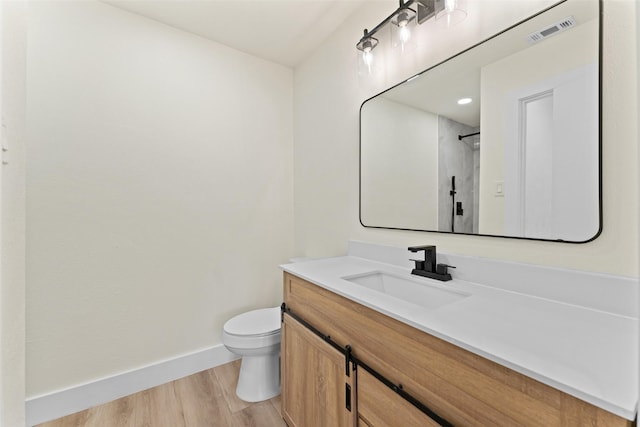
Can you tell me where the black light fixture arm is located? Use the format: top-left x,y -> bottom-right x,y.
359,0 -> 413,44
356,0 -> 439,50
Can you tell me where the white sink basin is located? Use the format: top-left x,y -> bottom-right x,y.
342,271 -> 469,309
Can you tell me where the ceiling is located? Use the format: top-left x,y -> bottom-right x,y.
102,0 -> 369,68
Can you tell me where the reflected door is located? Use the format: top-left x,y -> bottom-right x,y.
504,63 -> 599,240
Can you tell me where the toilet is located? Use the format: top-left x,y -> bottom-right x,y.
222,306 -> 282,402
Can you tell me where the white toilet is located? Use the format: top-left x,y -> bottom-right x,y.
222,306 -> 282,402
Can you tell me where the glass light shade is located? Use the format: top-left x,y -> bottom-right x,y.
358,46 -> 377,76
357,35 -> 379,76
391,7 -> 417,52
436,0 -> 467,27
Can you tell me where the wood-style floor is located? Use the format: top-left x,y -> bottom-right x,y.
37,360 -> 287,427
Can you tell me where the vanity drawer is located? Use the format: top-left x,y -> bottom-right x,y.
357,367 -> 441,427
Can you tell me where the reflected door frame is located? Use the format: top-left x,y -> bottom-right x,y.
504,63 -> 599,240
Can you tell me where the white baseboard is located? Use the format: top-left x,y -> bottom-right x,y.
25,344 -> 239,426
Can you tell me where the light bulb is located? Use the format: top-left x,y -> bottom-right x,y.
399,26 -> 411,43
445,0 -> 456,13
391,8 -> 415,51
363,51 -> 373,67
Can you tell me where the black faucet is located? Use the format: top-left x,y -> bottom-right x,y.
408,245 -> 454,282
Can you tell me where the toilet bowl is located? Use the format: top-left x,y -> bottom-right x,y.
222,306 -> 281,402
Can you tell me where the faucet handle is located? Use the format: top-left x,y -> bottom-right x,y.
436,263 -> 456,275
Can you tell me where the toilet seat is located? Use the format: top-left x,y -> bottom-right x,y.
223,307 -> 281,337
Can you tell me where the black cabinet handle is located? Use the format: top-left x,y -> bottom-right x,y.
345,383 -> 352,412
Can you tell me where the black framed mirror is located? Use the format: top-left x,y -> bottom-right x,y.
359,0 -> 601,242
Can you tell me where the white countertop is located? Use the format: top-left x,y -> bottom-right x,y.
281,255 -> 638,420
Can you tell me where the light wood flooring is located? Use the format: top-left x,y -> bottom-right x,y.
38,360 -> 287,427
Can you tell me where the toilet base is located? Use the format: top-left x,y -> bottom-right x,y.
236,353 -> 281,402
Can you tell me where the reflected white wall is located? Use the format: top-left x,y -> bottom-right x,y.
361,97 -> 439,230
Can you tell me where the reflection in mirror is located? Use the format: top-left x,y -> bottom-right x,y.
360,0 -> 600,242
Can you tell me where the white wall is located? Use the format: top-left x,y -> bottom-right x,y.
636,0 -> 640,414
360,97 -> 438,230
293,0 -> 639,277
1,1 -> 27,425
26,1 -> 293,398
638,0 -> 640,417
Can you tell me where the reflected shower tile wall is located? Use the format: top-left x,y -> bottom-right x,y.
438,116 -> 478,234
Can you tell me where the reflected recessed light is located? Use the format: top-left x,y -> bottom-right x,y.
457,98 -> 472,105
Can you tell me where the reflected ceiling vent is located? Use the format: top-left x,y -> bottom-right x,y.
526,16 -> 576,44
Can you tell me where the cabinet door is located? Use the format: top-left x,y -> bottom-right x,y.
281,314 -> 355,427
356,368 -> 440,427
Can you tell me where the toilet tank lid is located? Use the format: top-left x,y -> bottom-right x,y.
223,307 -> 281,336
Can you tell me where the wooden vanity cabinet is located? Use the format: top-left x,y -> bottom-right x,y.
281,272 -> 634,427
281,311 -> 438,427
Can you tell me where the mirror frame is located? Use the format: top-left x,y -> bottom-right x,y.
359,0 -> 603,243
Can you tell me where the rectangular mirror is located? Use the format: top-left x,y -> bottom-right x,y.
360,0 -> 601,242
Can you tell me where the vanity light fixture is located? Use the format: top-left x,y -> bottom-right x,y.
356,0 -> 467,73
